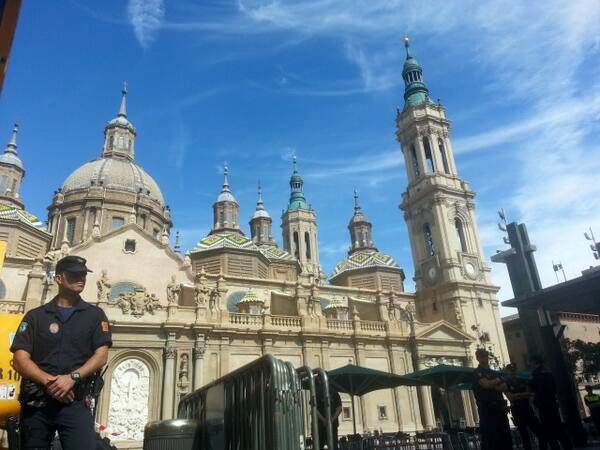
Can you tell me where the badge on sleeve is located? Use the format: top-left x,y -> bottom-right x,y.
101,321 -> 109,332
18,322 -> 29,333
49,322 -> 60,334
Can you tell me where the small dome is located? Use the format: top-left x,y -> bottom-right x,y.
107,115 -> 135,132
0,152 -> 23,170
237,290 -> 263,305
216,191 -> 237,203
402,56 -> 421,74
323,297 -> 348,311
252,209 -> 271,219
61,158 -> 165,205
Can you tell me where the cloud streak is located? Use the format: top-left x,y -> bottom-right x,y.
127,0 -> 165,48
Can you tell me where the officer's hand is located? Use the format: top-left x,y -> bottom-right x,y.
57,390 -> 75,404
46,374 -> 76,400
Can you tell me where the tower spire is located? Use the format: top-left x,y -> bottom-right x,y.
404,36 -> 411,58
119,81 -> 128,117
256,181 -> 265,211
210,163 -> 242,235
401,37 -> 430,109
1,122 -> 23,166
348,188 -> 377,254
288,156 -> 307,210
353,188 -> 361,213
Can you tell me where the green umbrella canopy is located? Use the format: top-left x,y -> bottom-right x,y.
327,364 -> 425,396
404,364 -> 476,390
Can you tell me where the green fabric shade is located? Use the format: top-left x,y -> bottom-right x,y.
402,364 -> 476,389
328,364 -> 425,397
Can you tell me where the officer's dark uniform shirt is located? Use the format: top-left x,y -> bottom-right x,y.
472,365 -> 505,410
529,366 -> 556,409
10,296 -> 112,377
505,377 -> 531,417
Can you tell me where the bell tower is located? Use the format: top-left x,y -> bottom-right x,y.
281,157 -> 323,279
397,38 -> 507,362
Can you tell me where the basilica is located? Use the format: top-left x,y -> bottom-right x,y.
0,41 -> 508,447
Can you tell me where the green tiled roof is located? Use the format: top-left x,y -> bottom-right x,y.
322,297 -> 348,311
0,205 -> 47,230
193,233 -> 295,262
330,249 -> 399,279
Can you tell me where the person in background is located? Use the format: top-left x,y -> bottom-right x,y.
529,355 -> 572,450
316,377 -> 342,450
10,256 -> 112,449
471,348 -> 512,450
583,385 -> 600,435
504,363 -> 546,450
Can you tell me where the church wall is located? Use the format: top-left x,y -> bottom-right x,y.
70,227 -> 191,306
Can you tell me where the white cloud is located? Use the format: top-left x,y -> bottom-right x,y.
305,150 -> 404,179
127,0 -> 165,48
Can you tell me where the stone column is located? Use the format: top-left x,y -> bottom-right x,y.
162,344 -> 176,419
416,357 -> 436,430
24,260 -> 45,312
193,334 -> 206,390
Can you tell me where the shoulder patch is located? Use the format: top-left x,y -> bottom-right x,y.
18,322 -> 29,333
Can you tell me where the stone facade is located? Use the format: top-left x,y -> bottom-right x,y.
0,43 -> 513,448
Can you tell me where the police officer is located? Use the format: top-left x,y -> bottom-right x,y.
315,378 -> 342,450
528,355 -> 572,450
471,348 -> 512,450
583,385 -> 600,435
10,256 -> 112,449
504,363 -> 546,450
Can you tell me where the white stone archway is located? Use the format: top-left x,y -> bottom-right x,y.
107,358 -> 150,441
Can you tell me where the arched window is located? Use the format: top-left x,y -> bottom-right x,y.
423,223 -> 435,256
410,145 -> 420,177
455,218 -> 468,252
219,210 -> 225,226
108,136 -> 114,150
305,231 -> 311,260
0,279 -> 6,299
0,175 -> 8,194
423,137 -> 435,173
117,136 -> 125,148
438,138 -> 450,174
111,216 -> 125,230
293,231 -> 300,259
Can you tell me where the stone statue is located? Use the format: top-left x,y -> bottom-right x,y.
97,270 -> 111,304
194,271 -> 210,306
178,354 -> 190,390
166,275 -> 181,305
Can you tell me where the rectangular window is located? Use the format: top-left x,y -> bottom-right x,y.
124,239 -> 136,253
111,216 -> 125,229
0,175 -> 8,194
342,406 -> 352,421
378,405 -> 388,420
66,218 -> 76,244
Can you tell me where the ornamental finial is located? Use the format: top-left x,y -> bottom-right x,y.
404,36 -> 411,58
353,188 -> 361,213
119,81 -> 128,117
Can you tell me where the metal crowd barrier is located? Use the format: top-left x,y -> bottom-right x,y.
145,354 -> 339,450
338,431 -> 454,450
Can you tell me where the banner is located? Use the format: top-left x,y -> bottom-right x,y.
0,313 -> 22,424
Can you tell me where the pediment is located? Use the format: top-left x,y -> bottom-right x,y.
415,320 -> 474,342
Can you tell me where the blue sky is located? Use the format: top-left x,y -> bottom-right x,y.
2,1 -> 599,315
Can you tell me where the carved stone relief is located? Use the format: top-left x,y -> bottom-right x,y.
116,287 -> 161,317
421,356 -> 463,368
107,358 -> 150,441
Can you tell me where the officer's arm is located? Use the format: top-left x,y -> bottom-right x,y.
478,377 -> 502,389
75,345 -> 109,379
12,349 -> 56,386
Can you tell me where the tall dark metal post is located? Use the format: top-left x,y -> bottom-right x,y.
492,221 -> 587,446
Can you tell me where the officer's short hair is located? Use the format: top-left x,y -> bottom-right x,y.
475,348 -> 489,358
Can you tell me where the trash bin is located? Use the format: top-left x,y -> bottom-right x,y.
143,419 -> 202,450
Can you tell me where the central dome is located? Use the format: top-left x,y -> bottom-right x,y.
61,157 -> 165,206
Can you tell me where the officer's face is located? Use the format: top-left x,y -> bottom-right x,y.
477,354 -> 489,367
55,271 -> 87,293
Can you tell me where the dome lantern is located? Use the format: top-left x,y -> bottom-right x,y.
102,82 -> 137,161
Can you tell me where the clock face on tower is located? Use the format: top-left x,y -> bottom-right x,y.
423,262 -> 439,286
462,260 -> 479,280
